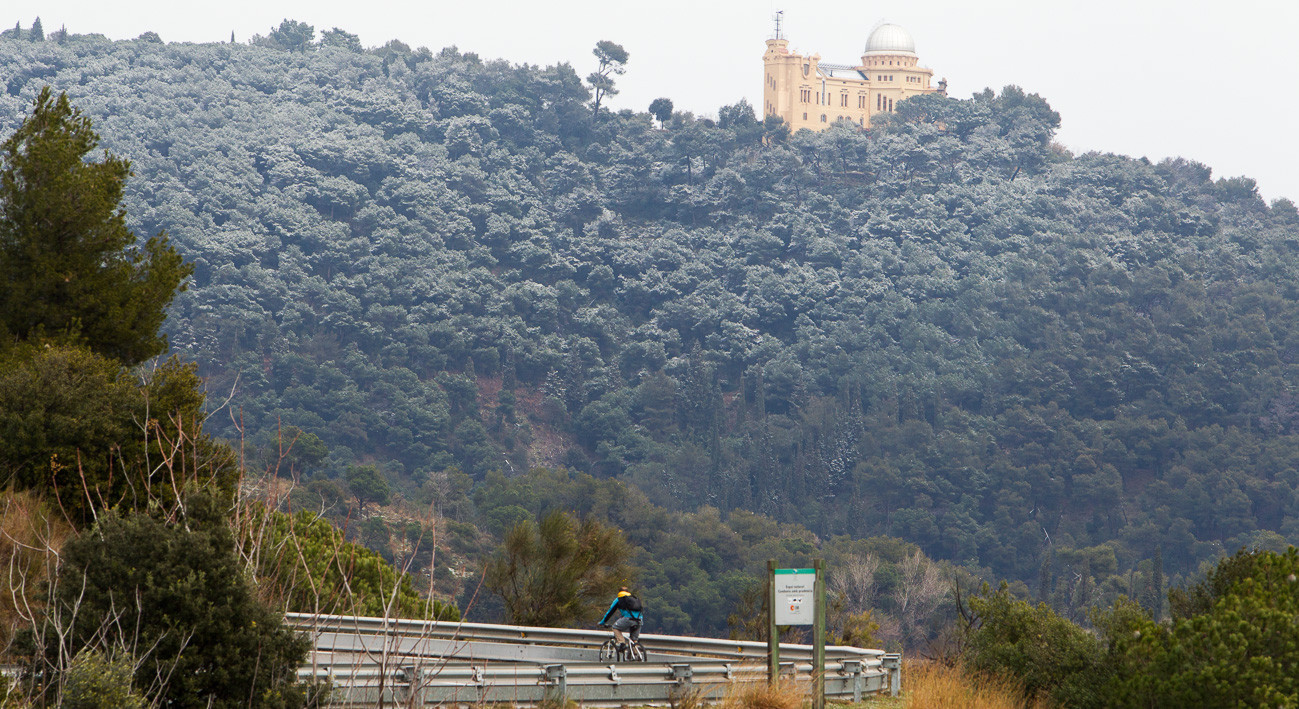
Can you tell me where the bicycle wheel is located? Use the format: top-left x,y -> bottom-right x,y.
599,639 -> 617,662
629,642 -> 647,662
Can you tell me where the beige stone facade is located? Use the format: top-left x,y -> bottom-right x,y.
763,23 -> 942,132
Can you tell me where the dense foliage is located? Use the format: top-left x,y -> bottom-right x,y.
1108,547 -> 1299,707
0,344 -> 238,523
59,650 -> 148,709
4,25 -> 1298,633
962,548 -> 1299,708
961,583 -> 1108,706
0,87 -> 190,366
47,492 -> 311,709
465,467 -> 951,643
0,82 -> 444,707
0,84 -> 218,524
484,509 -> 630,626
245,507 -> 459,620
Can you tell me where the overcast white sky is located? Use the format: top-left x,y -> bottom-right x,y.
8,0 -> 1299,201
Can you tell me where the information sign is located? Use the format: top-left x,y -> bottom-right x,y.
773,568 -> 816,625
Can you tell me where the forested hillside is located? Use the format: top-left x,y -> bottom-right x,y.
4,25 -> 1299,635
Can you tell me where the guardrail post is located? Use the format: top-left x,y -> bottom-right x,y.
778,661 -> 796,681
544,664 -> 567,703
397,665 -> 420,706
671,664 -> 693,690
882,654 -> 901,698
841,660 -> 863,702
669,664 -> 695,706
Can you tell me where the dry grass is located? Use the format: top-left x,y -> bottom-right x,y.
0,489 -> 72,657
901,661 -> 1048,709
715,678 -> 805,709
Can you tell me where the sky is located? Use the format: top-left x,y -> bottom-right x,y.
8,0 -> 1299,202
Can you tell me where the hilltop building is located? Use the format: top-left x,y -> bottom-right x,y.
762,21 -> 945,131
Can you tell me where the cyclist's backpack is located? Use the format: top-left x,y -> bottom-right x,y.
623,594 -> 643,613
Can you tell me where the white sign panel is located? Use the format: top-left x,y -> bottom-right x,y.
773,568 -> 816,625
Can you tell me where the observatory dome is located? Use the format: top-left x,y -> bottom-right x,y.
864,24 -> 916,55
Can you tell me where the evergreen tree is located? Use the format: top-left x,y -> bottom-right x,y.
649,97 -> 673,127
345,464 -> 391,511
587,40 -> 628,117
485,510 -> 631,626
59,650 -> 147,709
29,17 -> 42,41
1108,548 -> 1299,706
0,88 -> 191,366
319,27 -> 362,52
46,492 -> 311,708
258,19 -> 315,52
963,583 -> 1107,708
0,345 -> 239,524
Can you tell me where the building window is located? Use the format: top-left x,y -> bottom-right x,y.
840,93 -> 848,106
821,114 -> 827,122
803,112 -> 808,120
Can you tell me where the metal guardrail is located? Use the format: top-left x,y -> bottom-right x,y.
286,613 -> 901,707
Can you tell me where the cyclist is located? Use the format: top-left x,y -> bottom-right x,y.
599,586 -> 643,653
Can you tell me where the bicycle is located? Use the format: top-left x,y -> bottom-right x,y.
598,626 -> 646,662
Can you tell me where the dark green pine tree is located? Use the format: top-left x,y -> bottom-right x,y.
0,88 -> 192,366
345,464 -> 391,511
29,17 -> 42,41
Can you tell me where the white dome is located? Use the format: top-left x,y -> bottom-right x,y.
864,23 -> 916,55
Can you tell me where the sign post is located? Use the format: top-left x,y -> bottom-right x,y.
813,558 -> 826,709
767,560 -> 826,709
767,559 -> 779,682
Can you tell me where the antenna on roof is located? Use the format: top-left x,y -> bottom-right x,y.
773,10 -> 784,40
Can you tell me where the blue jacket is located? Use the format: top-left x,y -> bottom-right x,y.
601,595 -> 643,624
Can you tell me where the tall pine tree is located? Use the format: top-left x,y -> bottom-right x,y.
0,88 -> 191,365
